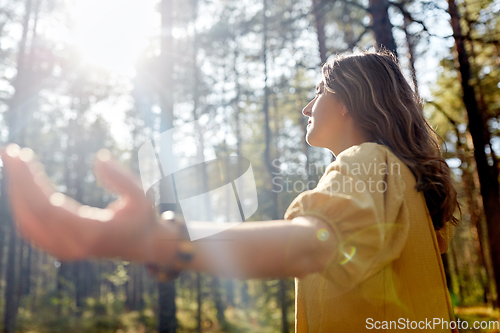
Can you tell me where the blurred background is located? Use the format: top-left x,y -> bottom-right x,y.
0,0 -> 499,332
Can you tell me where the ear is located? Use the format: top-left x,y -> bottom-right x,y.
341,105 -> 348,116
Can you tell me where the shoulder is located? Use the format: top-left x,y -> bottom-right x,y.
336,142 -> 397,165
323,142 -> 406,180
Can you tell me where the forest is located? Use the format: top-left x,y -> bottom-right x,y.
0,0 -> 499,332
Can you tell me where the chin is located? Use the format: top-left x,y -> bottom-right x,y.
305,133 -> 315,147
305,134 -> 321,148
306,134 -> 334,152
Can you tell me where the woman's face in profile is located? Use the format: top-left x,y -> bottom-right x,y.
302,81 -> 350,154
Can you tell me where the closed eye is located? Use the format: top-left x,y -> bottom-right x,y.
315,82 -> 324,95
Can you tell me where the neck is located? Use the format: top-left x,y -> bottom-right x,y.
328,128 -> 369,157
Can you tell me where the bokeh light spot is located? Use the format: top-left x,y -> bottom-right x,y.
19,148 -> 34,162
49,193 -> 66,207
6,144 -> 20,158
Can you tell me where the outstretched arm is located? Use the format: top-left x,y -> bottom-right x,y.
155,217 -> 334,279
1,144 -> 336,279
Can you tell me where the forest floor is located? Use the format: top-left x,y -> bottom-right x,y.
455,307 -> 499,333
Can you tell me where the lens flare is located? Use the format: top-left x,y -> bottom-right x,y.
339,246 -> 357,265
317,228 -> 330,241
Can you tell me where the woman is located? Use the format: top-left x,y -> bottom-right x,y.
2,50 -> 459,332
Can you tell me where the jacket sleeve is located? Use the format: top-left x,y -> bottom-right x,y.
285,145 -> 410,296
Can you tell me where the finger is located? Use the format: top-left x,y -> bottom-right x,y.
2,146 -> 83,257
94,149 -> 145,201
2,145 -> 111,258
3,146 -> 101,219
2,145 -> 55,216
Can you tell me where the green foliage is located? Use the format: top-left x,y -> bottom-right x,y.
0,0 -> 499,331
104,264 -> 130,287
17,292 -> 157,333
13,274 -> 295,333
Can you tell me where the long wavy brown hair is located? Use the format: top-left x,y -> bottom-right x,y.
322,50 -> 459,230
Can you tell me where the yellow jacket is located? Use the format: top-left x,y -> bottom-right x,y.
285,143 -> 455,332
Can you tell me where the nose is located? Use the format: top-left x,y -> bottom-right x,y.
302,98 -> 315,117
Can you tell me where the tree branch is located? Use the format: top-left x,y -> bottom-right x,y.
425,100 -> 460,126
390,1 -> 454,39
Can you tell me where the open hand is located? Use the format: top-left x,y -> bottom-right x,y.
1,144 -> 177,263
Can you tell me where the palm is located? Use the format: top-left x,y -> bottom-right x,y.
2,145 -> 164,262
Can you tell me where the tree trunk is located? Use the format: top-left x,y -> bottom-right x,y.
16,240 -> 25,304
447,0 -> 500,303
279,279 -> 290,333
312,0 -> 328,65
449,240 -> 462,300
461,1 -> 499,176
56,261 -> 73,314
368,0 -> 397,56
74,262 -> 84,312
211,277 -> 226,328
127,264 -> 140,311
441,254 -> 453,294
402,10 -> 418,95
3,217 -> 17,333
196,273 -> 202,333
139,266 -> 145,310
159,0 -> 175,134
132,264 -> 145,311
226,35 -> 240,315
157,1 -> 177,332
224,279 -> 235,307
432,103 -> 493,304
2,0 -> 33,331
158,281 -> 177,333
262,2 -> 289,332
458,130 -> 492,305
240,281 -> 249,308
21,243 -> 32,297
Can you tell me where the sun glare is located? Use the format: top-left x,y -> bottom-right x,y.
71,0 -> 159,74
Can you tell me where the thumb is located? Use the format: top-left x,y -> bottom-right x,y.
94,149 -> 145,201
